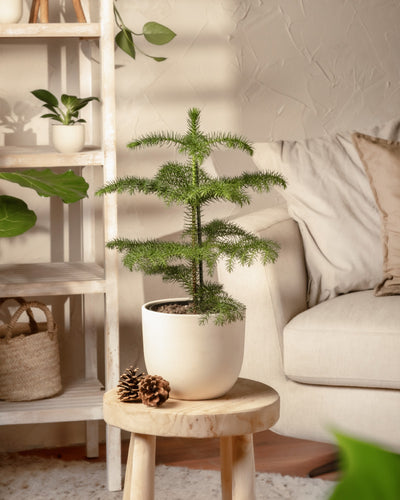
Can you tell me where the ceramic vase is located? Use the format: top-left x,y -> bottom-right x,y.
0,0 -> 23,23
142,298 -> 245,400
51,124 -> 85,154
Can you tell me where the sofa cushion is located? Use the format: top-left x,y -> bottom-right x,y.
253,119 -> 400,307
283,290 -> 400,389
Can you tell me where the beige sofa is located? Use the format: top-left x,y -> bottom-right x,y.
217,205 -> 400,452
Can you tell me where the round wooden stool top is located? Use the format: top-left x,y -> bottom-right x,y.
103,378 -> 280,438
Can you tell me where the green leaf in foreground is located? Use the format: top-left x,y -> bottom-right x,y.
0,195 -> 37,237
143,22 -> 176,45
329,432 -> 400,500
0,169 -> 89,204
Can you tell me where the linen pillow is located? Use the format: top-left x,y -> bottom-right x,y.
352,132 -> 400,296
253,120 -> 400,306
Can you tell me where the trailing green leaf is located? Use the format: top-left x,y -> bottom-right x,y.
115,29 -> 136,59
143,22 -> 176,46
113,2 -> 175,61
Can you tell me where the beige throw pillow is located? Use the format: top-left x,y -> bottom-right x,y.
253,135 -> 383,306
253,119 -> 400,306
352,133 -> 400,295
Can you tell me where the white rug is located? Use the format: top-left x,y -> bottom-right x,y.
0,453 -> 336,500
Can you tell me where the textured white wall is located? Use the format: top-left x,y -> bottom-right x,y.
113,0 -> 400,372
1,0 -> 400,450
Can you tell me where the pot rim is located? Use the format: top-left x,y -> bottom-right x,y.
51,123 -> 85,127
142,298 -> 246,321
142,297 -> 197,317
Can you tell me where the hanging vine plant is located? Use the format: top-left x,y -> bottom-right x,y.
113,1 -> 176,62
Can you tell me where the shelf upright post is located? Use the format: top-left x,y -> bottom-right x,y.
99,0 -> 121,491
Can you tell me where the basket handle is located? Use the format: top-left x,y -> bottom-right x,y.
0,297 -> 38,334
6,301 -> 56,341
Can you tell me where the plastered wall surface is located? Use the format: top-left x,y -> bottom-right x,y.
0,0 -> 399,450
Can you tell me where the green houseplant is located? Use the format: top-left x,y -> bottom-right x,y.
329,431 -> 400,500
0,169 -> 89,237
31,89 -> 100,153
97,108 -> 286,399
113,2 -> 176,62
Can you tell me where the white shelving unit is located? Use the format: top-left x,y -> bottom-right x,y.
0,1 -> 121,491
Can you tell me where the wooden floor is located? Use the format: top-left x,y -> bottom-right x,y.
20,430 -> 340,481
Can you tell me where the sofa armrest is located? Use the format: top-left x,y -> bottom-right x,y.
217,206 -> 308,384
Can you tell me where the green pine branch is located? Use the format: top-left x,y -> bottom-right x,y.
97,108 -> 286,324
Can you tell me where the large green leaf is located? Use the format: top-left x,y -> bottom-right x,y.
0,169 -> 89,203
0,195 -> 37,237
115,28 -> 136,59
61,94 -> 100,113
143,22 -> 176,45
330,432 -> 400,500
31,89 -> 58,107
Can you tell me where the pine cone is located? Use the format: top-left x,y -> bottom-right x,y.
138,375 -> 170,407
117,366 -> 146,403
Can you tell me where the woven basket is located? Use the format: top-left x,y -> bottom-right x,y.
0,299 -> 62,402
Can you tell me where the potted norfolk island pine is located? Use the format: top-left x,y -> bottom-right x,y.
31,89 -> 100,154
97,108 -> 286,400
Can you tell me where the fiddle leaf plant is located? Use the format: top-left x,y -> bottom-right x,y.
113,2 -> 176,62
97,108 -> 286,325
31,89 -> 100,125
0,169 -> 89,237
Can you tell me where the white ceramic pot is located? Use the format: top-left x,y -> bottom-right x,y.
0,0 -> 23,23
51,123 -> 85,154
142,298 -> 245,400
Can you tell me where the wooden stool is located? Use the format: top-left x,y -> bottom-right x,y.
29,0 -> 87,23
103,378 -> 280,500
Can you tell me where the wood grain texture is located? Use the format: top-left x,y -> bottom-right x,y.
0,23 -> 100,38
0,262 -> 106,297
103,379 -> 280,438
0,146 -> 103,168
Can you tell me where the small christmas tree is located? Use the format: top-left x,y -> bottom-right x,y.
97,108 -> 286,325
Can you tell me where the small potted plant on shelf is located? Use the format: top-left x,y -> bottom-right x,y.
97,108 -> 286,400
31,89 -> 100,154
0,0 -> 23,23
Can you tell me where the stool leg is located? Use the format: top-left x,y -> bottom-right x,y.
220,436 -> 233,500
125,433 -> 156,500
231,434 -> 256,500
123,433 -> 135,500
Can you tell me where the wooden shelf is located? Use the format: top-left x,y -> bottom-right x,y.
0,1 -> 121,490
0,23 -> 101,39
0,146 -> 103,168
0,262 -> 106,297
0,378 -> 104,425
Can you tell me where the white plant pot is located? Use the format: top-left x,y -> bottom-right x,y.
51,124 -> 85,154
0,0 -> 23,23
142,298 -> 245,400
